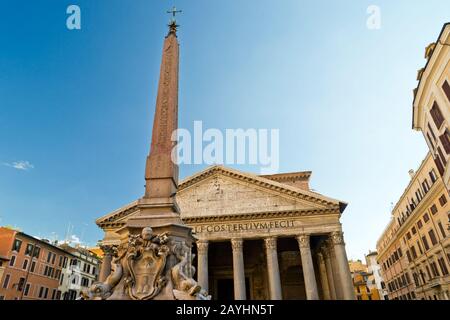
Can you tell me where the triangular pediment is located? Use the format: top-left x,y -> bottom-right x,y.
96,166 -> 346,227
177,166 -> 344,219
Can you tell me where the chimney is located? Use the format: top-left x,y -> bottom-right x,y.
408,169 -> 415,179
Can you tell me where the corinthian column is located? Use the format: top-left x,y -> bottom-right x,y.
296,234 -> 319,300
196,240 -> 209,292
317,252 -> 331,300
330,231 -> 355,300
99,245 -> 115,282
231,238 -> 246,300
321,246 -> 337,300
264,237 -> 282,300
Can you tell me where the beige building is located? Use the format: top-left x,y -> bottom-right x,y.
97,167 -> 355,300
377,153 -> 450,300
413,23 -> 450,193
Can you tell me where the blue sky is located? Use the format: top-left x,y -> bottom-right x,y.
0,0 -> 448,260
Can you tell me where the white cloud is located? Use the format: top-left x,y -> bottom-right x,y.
2,160 -> 34,171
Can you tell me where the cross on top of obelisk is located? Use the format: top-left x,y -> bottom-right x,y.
167,6 -> 182,21
166,6 -> 182,35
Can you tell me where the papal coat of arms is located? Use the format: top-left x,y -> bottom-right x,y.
82,227 -> 210,300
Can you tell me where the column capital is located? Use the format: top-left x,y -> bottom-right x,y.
330,231 -> 345,245
197,240 -> 209,254
231,238 -> 244,251
264,237 -> 277,250
296,234 -> 310,248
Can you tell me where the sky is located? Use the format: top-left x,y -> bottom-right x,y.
0,0 -> 448,260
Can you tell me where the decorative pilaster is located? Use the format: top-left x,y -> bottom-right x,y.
330,231 -> 355,300
321,246 -> 337,300
264,237 -> 282,300
317,252 -> 331,300
196,240 -> 209,292
231,238 -> 246,300
296,234 -> 319,300
99,245 -> 116,282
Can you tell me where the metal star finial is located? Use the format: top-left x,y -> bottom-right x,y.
166,6 -> 182,35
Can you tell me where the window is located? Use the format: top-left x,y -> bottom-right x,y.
439,194 -> 447,206
422,236 -> 430,251
430,169 -> 437,183
443,80 -> 450,102
43,287 -> 49,299
438,257 -> 449,276
22,259 -> 29,270
438,221 -> 446,238
434,153 -> 446,177
92,267 -> 96,275
12,239 -> 22,252
430,101 -> 445,129
406,250 -> 412,263
417,241 -> 423,255
398,248 -> 403,257
81,277 -> 90,287
38,286 -> 44,298
30,261 -> 36,273
33,246 -> 40,258
428,229 -> 438,246
17,277 -> 25,291
406,232 -> 412,240
2,274 -> 10,289
47,252 -> 52,263
412,226 -> 417,235
51,289 -> 56,300
24,284 -> 30,296
430,205 -> 438,215
440,131 -> 450,155
422,179 -> 430,193
9,255 -> 16,267
426,265 -> 432,279
51,253 -> 56,265
423,213 -> 430,222
417,220 -> 423,229
59,256 -> 63,267
25,244 -> 33,256
411,246 -> 417,259
430,262 -> 440,277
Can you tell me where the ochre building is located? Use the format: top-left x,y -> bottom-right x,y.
413,23 -> 450,193
377,153 -> 450,300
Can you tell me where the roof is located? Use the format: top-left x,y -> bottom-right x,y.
97,165 -> 347,227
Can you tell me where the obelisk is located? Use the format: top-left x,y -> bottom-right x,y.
125,17 -> 184,231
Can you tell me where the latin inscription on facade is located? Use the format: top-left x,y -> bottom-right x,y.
193,220 -> 295,234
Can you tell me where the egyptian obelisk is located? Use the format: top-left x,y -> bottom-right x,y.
125,14 -> 184,230
83,9 -> 210,300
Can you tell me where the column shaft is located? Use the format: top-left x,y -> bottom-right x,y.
331,232 -> 356,300
317,253 -> 331,300
197,240 -> 209,292
231,238 -> 246,300
322,247 -> 337,300
264,237 -> 282,300
297,235 -> 319,300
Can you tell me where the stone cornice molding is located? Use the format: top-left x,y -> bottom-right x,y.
97,207 -> 340,229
